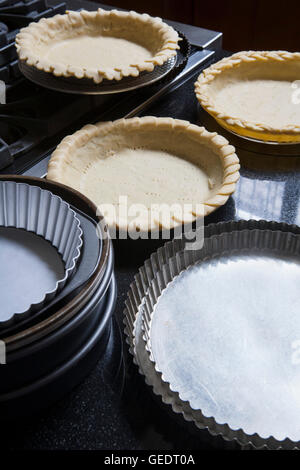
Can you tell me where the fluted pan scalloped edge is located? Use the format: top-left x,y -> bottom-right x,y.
124,219 -> 300,450
0,181 -> 83,326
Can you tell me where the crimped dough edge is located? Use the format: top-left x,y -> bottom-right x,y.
47,116 -> 240,230
15,8 -> 179,84
195,50 -> 300,141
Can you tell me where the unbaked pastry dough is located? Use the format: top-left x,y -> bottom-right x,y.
43,36 -> 153,71
47,117 -> 240,231
16,9 -> 179,84
195,51 -> 300,142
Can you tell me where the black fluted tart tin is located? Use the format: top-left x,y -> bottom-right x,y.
0,175 -> 116,415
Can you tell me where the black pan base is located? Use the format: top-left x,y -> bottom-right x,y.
0,275 -> 117,420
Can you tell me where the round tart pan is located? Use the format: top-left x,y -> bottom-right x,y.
0,175 -> 115,407
18,54 -> 177,95
0,175 -> 112,351
124,220 -> 300,449
0,206 -> 102,339
0,181 -> 82,327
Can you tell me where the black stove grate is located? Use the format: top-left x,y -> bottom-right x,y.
0,0 -> 67,168
0,0 -> 65,84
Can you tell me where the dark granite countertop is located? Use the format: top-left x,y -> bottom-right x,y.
2,64 -> 300,450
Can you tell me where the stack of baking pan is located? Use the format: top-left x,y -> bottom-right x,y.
0,175 -> 115,419
124,220 -> 300,449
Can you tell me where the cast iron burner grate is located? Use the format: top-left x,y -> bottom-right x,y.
0,0 -> 65,83
0,0 -> 67,168
1,79 -> 119,168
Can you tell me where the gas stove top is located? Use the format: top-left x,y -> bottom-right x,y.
0,0 -> 65,83
0,0 -> 222,176
0,0 -> 67,168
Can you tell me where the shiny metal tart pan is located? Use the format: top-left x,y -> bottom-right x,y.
0,181 -> 82,327
0,175 -> 115,411
124,220 -> 300,449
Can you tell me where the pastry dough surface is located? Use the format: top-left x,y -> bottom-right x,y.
195,51 -> 300,142
214,79 -> 300,129
42,36 -> 153,70
47,117 -> 240,230
16,9 -> 179,84
75,147 -> 216,209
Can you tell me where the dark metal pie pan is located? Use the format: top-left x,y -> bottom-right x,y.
0,174 -> 112,352
0,275 -> 117,419
0,175 -> 116,412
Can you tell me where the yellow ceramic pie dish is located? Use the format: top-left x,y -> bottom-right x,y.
195,51 -> 300,143
16,9 -> 179,84
47,117 -> 240,232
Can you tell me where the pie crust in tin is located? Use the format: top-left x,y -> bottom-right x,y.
195,51 -> 300,143
15,9 -> 179,84
47,117 -> 240,232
